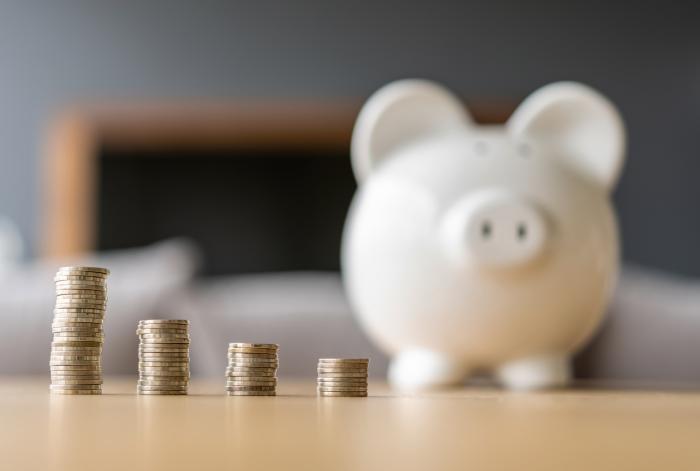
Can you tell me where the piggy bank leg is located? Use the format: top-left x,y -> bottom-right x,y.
496,354 -> 570,391
388,349 -> 469,390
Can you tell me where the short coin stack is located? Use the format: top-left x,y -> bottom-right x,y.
137,320 -> 190,395
317,358 -> 369,397
226,343 -> 278,396
50,266 -> 110,395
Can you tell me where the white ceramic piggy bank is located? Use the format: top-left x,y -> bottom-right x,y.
341,80 -> 625,390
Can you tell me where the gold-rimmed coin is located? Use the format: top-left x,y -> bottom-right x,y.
51,379 -> 103,385
224,385 -> 276,391
137,390 -> 186,395
318,358 -> 369,364
318,391 -> 367,397
138,319 -> 189,325
228,348 -> 277,355
50,389 -> 102,395
137,380 -> 189,386
226,391 -> 275,396
52,342 -> 103,348
228,343 -> 278,350
317,372 -> 368,378
137,385 -> 188,391
318,386 -> 368,392
227,352 -> 277,359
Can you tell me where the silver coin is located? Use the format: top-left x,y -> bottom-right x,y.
50,363 -> 102,369
51,375 -> 102,380
50,364 -> 101,369
138,360 -> 189,365
51,347 -> 102,353
226,391 -> 276,396
50,389 -> 102,395
50,384 -> 102,390
139,338 -> 190,344
227,353 -> 278,359
54,281 -> 106,289
137,385 -> 188,391
138,375 -> 190,386
58,266 -> 109,274
54,274 -> 107,282
52,379 -> 103,385
137,371 -> 189,377
225,377 -> 277,383
228,343 -> 278,349
138,319 -> 189,325
318,358 -> 369,364
225,369 -> 276,376
317,366 -> 368,372
52,326 -> 102,332
54,303 -> 107,310
137,390 -> 187,395
52,322 -> 103,329
317,386 -> 368,392
317,380 -> 368,386
139,355 -> 189,361
139,366 -> 189,372
226,358 -> 278,365
55,287 -> 107,294
50,355 -> 101,361
52,342 -> 103,348
53,310 -> 105,316
317,367 -> 368,373
317,372 -> 368,378
138,345 -> 189,350
53,306 -> 105,313
227,348 -> 278,355
137,380 -> 189,386
318,391 -> 367,397
226,381 -> 277,387
224,385 -> 276,391
136,329 -> 188,336
138,354 -> 190,359
317,378 -> 367,385
51,339 -> 104,345
54,299 -> 107,305
54,296 -> 106,302
225,372 -> 276,378
138,333 -> 190,339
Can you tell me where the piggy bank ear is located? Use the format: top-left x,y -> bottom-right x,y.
351,79 -> 471,183
508,82 -> 626,190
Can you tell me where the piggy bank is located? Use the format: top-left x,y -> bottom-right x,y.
341,80 -> 625,390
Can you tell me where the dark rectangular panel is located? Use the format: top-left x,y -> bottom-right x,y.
97,149 -> 356,275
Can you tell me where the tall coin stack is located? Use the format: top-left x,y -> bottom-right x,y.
137,320 -> 190,395
317,358 -> 369,397
226,343 -> 278,396
50,266 -> 110,395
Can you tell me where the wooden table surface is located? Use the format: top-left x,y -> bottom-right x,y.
1,376 -> 699,470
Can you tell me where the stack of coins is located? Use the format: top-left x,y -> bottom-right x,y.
317,358 -> 369,397
137,320 -> 190,395
50,266 -> 110,395
225,343 -> 278,396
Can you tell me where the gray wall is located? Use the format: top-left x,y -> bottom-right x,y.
1,0 -> 699,273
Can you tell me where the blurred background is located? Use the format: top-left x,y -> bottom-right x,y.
0,0 -> 698,382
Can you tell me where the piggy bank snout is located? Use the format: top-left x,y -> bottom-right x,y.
441,190 -> 549,269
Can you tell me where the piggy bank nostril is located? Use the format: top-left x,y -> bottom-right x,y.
481,221 -> 492,239
516,223 -> 528,241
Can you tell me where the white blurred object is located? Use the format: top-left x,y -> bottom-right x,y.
343,79 -> 626,390
0,215 -> 24,275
